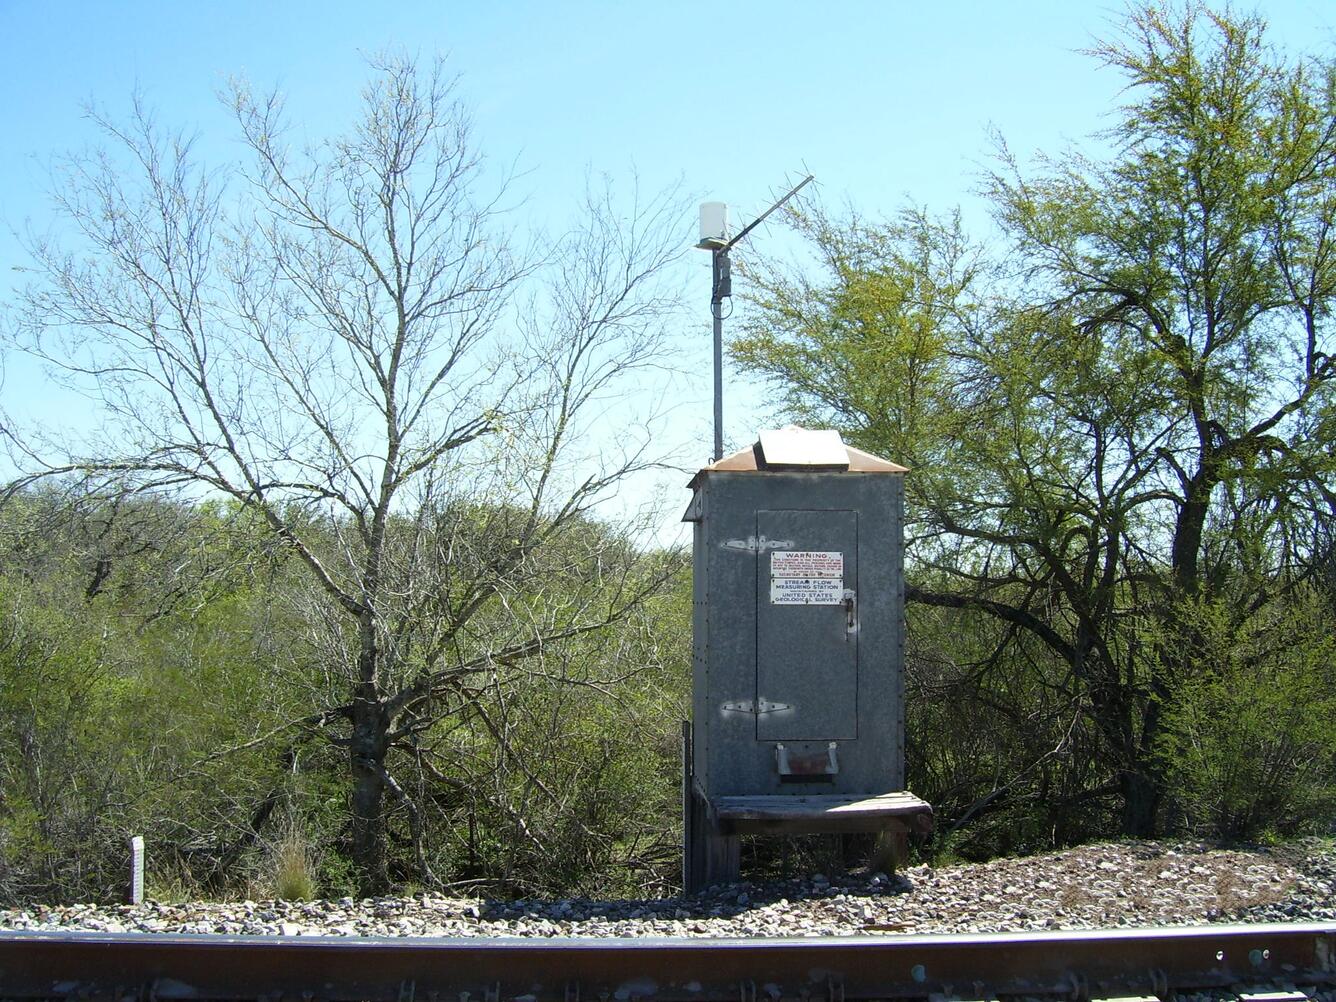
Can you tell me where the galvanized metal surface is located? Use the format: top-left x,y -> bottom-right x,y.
755,509 -> 860,742
0,922 -> 1332,1001
689,470 -> 906,800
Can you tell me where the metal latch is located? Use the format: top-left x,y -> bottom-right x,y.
843,588 -> 857,637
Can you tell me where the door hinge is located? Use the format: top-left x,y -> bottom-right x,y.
721,698 -> 792,715
721,535 -> 793,554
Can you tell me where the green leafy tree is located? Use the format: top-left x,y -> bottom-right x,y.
0,493 -> 301,901
736,4 -> 1336,841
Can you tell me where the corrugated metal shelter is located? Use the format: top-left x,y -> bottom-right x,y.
682,427 -> 932,888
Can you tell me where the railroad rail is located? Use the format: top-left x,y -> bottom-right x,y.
0,921 -> 1332,1001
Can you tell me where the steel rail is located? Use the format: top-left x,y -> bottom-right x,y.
0,921 -> 1332,1001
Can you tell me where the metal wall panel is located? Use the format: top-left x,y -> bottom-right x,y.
690,470 -> 904,799
755,509 -> 858,742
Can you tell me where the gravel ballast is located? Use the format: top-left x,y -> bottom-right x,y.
2,840 -> 1332,938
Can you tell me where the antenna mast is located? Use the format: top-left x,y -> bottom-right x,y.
697,174 -> 814,462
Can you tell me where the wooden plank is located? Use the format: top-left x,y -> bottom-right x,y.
713,791 -> 933,836
681,720 -> 697,892
714,792 -> 931,819
704,828 -> 740,887
689,784 -> 739,887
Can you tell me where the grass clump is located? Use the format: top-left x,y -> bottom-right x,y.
267,826 -> 319,901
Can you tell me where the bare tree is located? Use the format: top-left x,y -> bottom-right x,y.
3,56 -> 687,891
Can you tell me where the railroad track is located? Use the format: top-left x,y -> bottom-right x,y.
0,921 -> 1332,1002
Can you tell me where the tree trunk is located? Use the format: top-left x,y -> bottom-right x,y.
1118,768 -> 1161,837
1172,489 -> 1210,593
350,688 -> 390,894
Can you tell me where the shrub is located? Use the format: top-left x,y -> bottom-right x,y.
1158,592 -> 1336,839
267,826 -> 318,902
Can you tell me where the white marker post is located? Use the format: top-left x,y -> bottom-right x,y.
129,835 -> 144,905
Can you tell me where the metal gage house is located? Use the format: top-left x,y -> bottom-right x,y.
682,426 -> 932,889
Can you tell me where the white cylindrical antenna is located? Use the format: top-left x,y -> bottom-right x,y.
698,202 -> 729,249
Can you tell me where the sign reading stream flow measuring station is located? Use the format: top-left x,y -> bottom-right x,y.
770,550 -> 843,604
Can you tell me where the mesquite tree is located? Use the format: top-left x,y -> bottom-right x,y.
735,5 -> 1336,841
4,56 -> 687,891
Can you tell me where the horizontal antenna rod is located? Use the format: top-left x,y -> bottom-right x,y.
725,174 -> 815,250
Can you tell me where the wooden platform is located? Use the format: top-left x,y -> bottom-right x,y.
712,791 -> 934,835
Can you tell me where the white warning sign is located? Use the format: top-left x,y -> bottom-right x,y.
771,550 -> 844,604
771,551 -> 843,578
771,577 -> 844,604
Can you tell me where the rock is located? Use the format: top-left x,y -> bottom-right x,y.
4,839 -> 1330,942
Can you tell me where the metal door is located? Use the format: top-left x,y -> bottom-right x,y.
755,509 -> 858,741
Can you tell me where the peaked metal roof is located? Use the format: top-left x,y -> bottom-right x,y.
687,426 -> 907,490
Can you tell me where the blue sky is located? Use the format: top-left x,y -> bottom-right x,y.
2,1 -> 1333,526
5,2 -> 1331,234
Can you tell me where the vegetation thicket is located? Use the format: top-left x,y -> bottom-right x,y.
734,4 -> 1336,856
1,54 -> 691,898
2,4 -> 1333,902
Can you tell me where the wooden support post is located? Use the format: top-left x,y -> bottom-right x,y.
683,720 -> 740,892
871,826 -> 910,875
695,800 -> 738,888
681,720 -> 695,892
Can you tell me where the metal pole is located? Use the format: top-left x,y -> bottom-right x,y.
711,250 -> 724,462
699,174 -> 811,463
